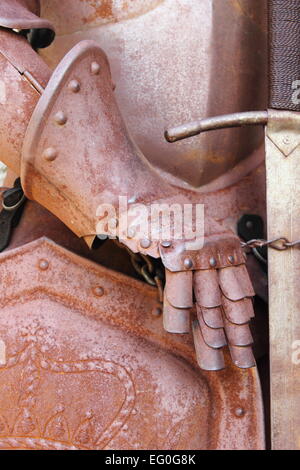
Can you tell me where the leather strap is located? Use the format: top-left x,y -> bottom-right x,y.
0,179 -> 27,252
269,0 -> 300,111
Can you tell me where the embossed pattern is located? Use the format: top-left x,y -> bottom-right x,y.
0,238 -> 265,449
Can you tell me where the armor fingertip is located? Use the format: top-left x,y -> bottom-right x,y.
229,345 -> 256,369
163,296 -> 190,334
192,320 -> 225,371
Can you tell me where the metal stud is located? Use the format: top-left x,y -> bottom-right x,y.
38,259 -> 49,271
93,286 -> 104,297
161,241 -> 172,248
108,218 -> 118,230
68,79 -> 81,93
235,407 -> 245,417
91,61 -> 101,75
54,111 -> 67,125
282,136 -> 290,146
43,147 -> 57,162
209,257 -> 217,268
184,258 -> 193,269
228,255 -> 235,264
127,227 -> 136,239
152,307 -> 162,317
140,239 -> 151,249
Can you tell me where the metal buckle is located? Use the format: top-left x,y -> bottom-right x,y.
2,193 -> 26,212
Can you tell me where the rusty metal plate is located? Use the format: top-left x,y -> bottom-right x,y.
0,30 -> 51,175
0,237 -> 265,449
21,39 -> 180,258
39,0 -> 267,188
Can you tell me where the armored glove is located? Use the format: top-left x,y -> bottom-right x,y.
161,219 -> 255,371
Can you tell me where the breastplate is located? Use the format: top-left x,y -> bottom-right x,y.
39,0 -> 268,187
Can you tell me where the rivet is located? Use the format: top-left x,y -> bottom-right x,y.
283,136 -> 290,145
43,147 -> 57,162
140,239 -> 151,249
161,241 -> 172,248
68,79 -> 81,93
235,407 -> 246,417
127,227 -> 136,239
54,111 -> 67,125
108,218 -> 118,229
184,258 -> 193,269
91,61 -> 101,75
228,255 -> 235,264
209,257 -> 217,268
93,286 -> 104,297
38,259 -> 49,271
152,307 -> 162,317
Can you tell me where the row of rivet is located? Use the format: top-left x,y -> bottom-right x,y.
37,258 -> 162,316
38,258 -> 104,297
139,238 -> 237,269
42,61 -> 101,163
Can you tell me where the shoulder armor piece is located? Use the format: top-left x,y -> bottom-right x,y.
0,0 -> 55,47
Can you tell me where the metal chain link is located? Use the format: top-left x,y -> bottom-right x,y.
241,237 -> 300,251
117,242 -> 164,302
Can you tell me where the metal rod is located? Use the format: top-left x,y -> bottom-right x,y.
165,111 -> 268,143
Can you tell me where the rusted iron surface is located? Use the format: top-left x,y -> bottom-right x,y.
0,237 -> 265,449
22,40 -> 178,249
0,197 -> 137,281
0,29 -> 51,174
20,40 -> 258,372
0,0 -> 269,450
159,233 -> 245,272
165,262 -> 256,371
39,0 -> 267,188
0,29 -> 51,88
165,263 -> 255,356
0,0 -> 54,34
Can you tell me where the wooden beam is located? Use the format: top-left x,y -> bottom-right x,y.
266,111 -> 300,450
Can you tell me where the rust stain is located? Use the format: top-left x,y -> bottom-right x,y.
83,0 -> 113,22
79,0 -> 165,25
0,237 -> 265,449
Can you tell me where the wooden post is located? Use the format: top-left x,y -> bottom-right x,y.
266,111 -> 300,450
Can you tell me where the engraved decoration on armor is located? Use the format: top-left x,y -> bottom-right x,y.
0,324 -> 136,450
